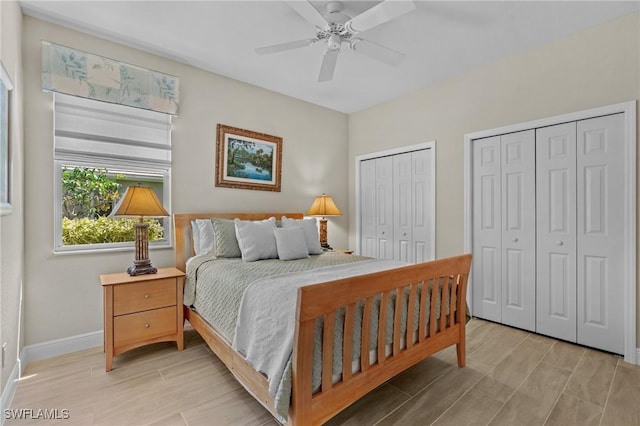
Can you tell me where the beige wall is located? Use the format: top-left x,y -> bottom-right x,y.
0,0 -> 24,393
17,10 -> 640,353
348,13 -> 640,341
22,16 -> 349,346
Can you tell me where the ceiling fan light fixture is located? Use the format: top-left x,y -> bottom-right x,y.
327,34 -> 342,50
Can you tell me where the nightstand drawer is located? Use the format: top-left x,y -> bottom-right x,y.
114,306 -> 177,348
113,278 -> 176,315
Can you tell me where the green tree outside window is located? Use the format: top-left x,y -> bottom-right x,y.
61,167 -> 163,245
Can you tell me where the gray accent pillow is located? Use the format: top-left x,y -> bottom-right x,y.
234,217 -> 279,262
211,218 -> 241,258
273,227 -> 309,261
282,216 -> 323,255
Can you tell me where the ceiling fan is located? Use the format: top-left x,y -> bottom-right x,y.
255,1 -> 416,82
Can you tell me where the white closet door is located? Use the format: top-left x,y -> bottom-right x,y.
576,114 -> 625,354
536,122 -> 577,342
501,130 -> 536,331
376,156 -> 394,260
412,149 -> 433,263
472,136 -> 502,322
393,153 -> 412,262
360,159 -> 377,258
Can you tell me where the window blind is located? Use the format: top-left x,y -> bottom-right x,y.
54,93 -> 171,164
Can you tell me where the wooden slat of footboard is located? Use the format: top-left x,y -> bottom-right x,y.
449,276 -> 459,326
419,280 -> 428,342
406,283 -> 418,349
393,287 -> 403,356
378,292 -> 389,364
322,311 -> 336,392
343,304 -> 355,382
439,277 -> 450,332
361,297 -> 373,372
429,278 -> 438,337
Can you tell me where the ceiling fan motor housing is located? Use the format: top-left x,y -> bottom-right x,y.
316,1 -> 353,50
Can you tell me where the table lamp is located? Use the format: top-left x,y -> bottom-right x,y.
306,193 -> 341,250
110,185 -> 169,275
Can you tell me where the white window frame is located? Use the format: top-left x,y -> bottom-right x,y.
52,94 -> 172,254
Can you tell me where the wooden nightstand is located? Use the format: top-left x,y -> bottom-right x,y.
101,267 -> 185,371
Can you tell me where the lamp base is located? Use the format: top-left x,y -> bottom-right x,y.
318,218 -> 334,251
127,220 -> 157,276
321,242 -> 333,251
127,260 -> 157,276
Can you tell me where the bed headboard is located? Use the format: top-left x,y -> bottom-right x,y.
173,212 -> 304,272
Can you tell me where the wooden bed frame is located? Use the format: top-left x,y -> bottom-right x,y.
174,212 -> 472,425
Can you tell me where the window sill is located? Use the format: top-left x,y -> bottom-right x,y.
53,242 -> 172,256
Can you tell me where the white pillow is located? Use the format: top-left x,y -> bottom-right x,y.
234,217 -> 278,262
191,220 -> 200,253
191,219 -> 216,255
273,227 -> 309,260
282,217 -> 323,255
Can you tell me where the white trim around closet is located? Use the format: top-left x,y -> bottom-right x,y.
354,141 -> 436,259
463,101 -> 637,365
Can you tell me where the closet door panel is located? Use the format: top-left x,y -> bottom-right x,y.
393,153 -> 412,262
501,130 -> 536,331
412,149 -> 433,262
472,136 -> 502,322
576,113 -> 625,354
360,159 -> 377,257
536,123 -> 577,342
376,156 -> 394,260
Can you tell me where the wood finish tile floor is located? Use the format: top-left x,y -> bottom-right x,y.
6,319 -> 639,425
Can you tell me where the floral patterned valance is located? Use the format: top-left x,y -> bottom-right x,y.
42,41 -> 179,115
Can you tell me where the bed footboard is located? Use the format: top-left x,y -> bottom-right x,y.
290,254 -> 472,426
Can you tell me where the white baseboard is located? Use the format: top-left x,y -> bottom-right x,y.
23,330 -> 103,364
1,349 -> 25,426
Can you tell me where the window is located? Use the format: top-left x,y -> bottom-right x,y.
53,93 -> 172,253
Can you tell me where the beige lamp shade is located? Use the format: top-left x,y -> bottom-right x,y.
306,193 -> 342,217
111,186 -> 169,218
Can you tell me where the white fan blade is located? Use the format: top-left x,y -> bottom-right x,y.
345,0 -> 416,33
287,1 -> 328,29
318,49 -> 339,82
255,39 -> 316,55
350,38 -> 405,66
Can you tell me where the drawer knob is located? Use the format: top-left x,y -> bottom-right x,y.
145,323 -> 150,328
144,294 -> 150,299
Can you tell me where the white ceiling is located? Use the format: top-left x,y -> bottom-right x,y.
20,1 -> 640,113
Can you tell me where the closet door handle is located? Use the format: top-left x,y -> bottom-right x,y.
512,237 -> 518,243
556,240 -> 564,246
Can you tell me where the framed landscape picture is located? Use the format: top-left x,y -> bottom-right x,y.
0,61 -> 13,215
216,124 -> 282,192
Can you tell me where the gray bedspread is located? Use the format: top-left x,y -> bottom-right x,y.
184,252 -> 372,343
186,252 -> 442,422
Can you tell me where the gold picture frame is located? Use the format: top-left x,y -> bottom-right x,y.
215,124 -> 282,192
